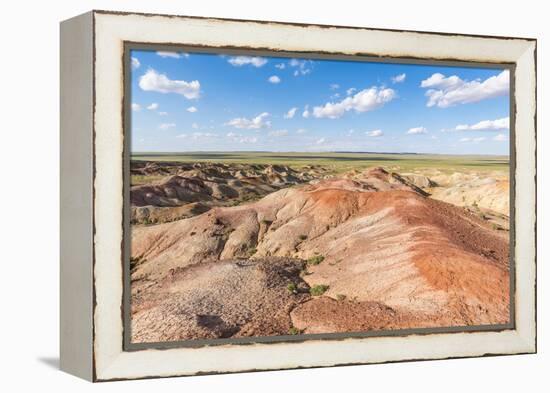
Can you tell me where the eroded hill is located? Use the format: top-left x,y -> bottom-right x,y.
130,166 -> 510,343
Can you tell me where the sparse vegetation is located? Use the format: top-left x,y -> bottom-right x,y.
246,246 -> 257,258
299,234 -> 308,241
287,283 -> 297,293
288,327 -> 302,335
492,223 -> 500,230
307,255 -> 325,266
336,294 -> 346,301
310,284 -> 329,296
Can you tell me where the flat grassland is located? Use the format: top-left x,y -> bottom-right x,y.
132,152 -> 508,173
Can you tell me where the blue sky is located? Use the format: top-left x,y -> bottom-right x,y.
130,49 -> 510,155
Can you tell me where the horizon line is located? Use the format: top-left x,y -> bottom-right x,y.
131,150 -> 510,157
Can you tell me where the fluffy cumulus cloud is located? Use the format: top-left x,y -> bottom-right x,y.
460,136 -> 487,143
131,103 -> 141,111
159,123 -> 176,130
191,132 -> 216,140
156,51 -> 189,59
275,63 -> 286,70
131,57 -> 140,70
302,106 -> 310,118
284,107 -> 298,119
366,129 -> 383,137
147,103 -> 159,110
421,70 -> 509,108
346,87 -> 357,96
268,130 -> 288,137
228,56 -> 267,67
225,112 -> 271,129
312,87 -> 396,119
316,137 -> 326,144
139,69 -> 200,99
407,126 -> 427,135
226,132 -> 258,143
455,117 -> 509,131
289,59 -> 312,76
268,75 -> 281,84
186,106 -> 198,113
391,73 -> 406,83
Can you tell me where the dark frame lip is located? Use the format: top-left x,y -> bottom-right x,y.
122,39 -> 517,353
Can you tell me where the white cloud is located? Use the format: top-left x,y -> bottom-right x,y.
187,106 -> 198,113
407,126 -> 427,135
420,70 -> 509,108
131,103 -> 141,111
131,57 -> 140,70
289,59 -> 312,76
191,132 -> 217,139
159,123 -> 176,130
192,123 -> 199,129
316,137 -> 326,144
158,111 -> 168,116
269,130 -> 288,137
284,107 -> 298,119
330,83 -> 340,90
391,73 -> 406,83
226,132 -> 257,143
228,56 -> 267,67
455,117 -> 509,131
225,112 -> 271,129
366,129 -> 383,137
275,63 -> 286,70
302,106 -> 310,118
177,134 -> 187,138
460,136 -> 487,143
312,87 -> 396,119
346,87 -> 357,96
268,75 -> 281,84
156,51 -> 189,59
147,103 -> 159,110
493,134 -> 508,142
296,128 -> 307,134
347,129 -> 355,136
139,69 -> 200,99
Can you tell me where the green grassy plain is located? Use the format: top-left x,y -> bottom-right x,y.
132,151 -> 509,174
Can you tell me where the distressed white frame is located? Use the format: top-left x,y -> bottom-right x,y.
65,10 -> 537,381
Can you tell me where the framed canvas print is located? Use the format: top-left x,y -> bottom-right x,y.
60,10 -> 537,382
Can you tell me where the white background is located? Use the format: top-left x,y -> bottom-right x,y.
0,0 -> 546,390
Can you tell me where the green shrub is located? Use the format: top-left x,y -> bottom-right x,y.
288,327 -> 302,335
309,284 -> 329,296
336,294 -> 346,301
287,283 -> 297,293
307,255 -> 325,266
247,247 -> 257,257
